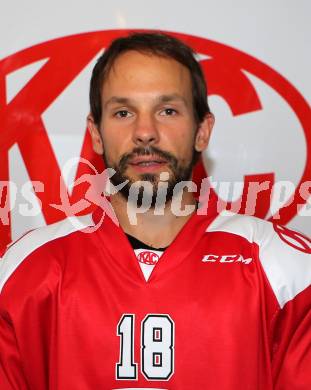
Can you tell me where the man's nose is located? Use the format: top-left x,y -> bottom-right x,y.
132,113 -> 160,146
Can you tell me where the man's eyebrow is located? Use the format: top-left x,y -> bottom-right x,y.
104,96 -> 131,108
104,94 -> 189,108
157,94 -> 188,105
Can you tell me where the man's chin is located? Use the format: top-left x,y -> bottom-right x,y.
110,172 -> 173,209
125,168 -> 172,184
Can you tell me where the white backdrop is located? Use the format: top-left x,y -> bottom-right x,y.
0,0 -> 310,250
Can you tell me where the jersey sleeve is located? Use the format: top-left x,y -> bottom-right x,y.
0,310 -> 29,390
0,237 -> 32,388
257,223 -> 311,389
272,284 -> 311,389
207,213 -> 311,388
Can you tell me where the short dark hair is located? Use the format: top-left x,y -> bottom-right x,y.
89,31 -> 211,126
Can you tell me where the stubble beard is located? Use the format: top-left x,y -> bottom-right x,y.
103,145 -> 197,208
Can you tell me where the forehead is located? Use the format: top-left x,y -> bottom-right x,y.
101,50 -> 193,100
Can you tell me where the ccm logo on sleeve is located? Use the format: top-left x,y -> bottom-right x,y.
202,254 -> 253,264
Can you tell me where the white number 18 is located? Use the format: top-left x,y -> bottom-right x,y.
116,314 -> 174,381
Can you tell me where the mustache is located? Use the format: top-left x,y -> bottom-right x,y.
118,146 -> 178,172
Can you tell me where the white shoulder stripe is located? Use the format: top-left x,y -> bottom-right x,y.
0,214 -> 95,293
207,212 -> 311,308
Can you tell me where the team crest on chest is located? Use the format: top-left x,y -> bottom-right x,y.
137,251 -> 160,266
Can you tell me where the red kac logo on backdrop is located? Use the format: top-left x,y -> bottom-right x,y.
0,30 -> 310,249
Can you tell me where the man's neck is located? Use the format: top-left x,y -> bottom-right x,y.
110,192 -> 197,248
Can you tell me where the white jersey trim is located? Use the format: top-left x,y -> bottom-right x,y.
0,214 -> 95,293
207,212 -> 311,308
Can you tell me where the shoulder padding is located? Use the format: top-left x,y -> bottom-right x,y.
207,212 -> 311,308
0,214 -> 94,293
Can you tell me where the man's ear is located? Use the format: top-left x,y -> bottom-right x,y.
87,114 -> 104,155
194,113 -> 215,152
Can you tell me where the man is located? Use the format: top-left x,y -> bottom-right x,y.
0,32 -> 310,389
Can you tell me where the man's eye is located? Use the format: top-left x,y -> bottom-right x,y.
115,110 -> 131,118
160,108 -> 177,116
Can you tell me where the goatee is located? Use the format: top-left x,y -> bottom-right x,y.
104,146 -> 197,208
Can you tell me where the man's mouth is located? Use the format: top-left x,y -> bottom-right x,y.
129,156 -> 167,166
128,155 -> 168,171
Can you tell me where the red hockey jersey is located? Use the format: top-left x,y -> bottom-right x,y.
0,207 -> 310,389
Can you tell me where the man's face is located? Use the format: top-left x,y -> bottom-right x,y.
89,50 -> 213,204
